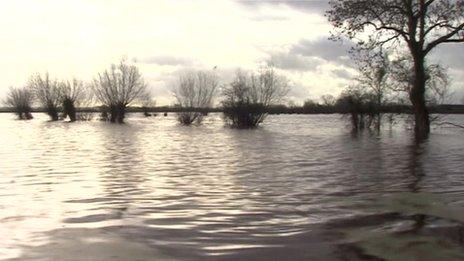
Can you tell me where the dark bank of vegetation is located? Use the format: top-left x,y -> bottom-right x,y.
3,103 -> 464,115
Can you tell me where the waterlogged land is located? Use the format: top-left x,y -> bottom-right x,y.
1,113 -> 464,260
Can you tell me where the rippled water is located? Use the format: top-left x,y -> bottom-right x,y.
1,113 -> 464,260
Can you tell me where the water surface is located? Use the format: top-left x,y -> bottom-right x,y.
1,113 -> 464,260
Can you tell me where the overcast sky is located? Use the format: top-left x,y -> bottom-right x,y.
0,0 -> 463,105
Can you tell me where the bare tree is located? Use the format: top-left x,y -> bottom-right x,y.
354,50 -> 391,107
141,92 -> 156,117
92,59 -> 148,123
29,72 -> 62,121
321,94 -> 337,107
337,85 -> 378,131
4,87 -> 34,120
222,65 -> 289,128
172,70 -> 219,125
60,78 -> 88,122
327,0 -> 464,138
352,49 -> 391,130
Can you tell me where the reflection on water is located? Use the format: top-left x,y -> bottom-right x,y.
1,113 -> 464,260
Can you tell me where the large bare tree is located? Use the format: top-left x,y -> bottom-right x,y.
172,70 -> 219,125
92,59 -> 148,123
327,0 -> 464,138
222,65 -> 289,128
29,72 -> 62,121
4,87 -> 34,120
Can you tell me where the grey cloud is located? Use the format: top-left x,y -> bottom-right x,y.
140,56 -> 193,66
429,44 -> 464,103
236,0 -> 329,15
270,52 -> 322,71
287,84 -> 311,101
430,44 -> 464,70
331,68 -> 353,79
290,38 -> 355,67
266,37 -> 356,72
248,14 -> 290,21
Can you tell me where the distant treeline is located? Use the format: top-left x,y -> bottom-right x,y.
2,104 -> 464,114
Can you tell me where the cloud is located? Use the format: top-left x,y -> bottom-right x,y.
270,52 -> 322,71
290,38 -> 355,66
140,56 -> 194,66
236,0 -> 329,15
265,37 -> 355,72
331,68 -> 353,79
248,14 -> 290,21
1,0 -> 460,106
430,44 -> 464,71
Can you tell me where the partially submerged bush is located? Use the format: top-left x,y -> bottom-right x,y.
29,73 -> 61,121
4,87 -> 34,120
141,93 -> 156,117
337,87 -> 378,131
222,65 -> 289,128
60,78 -> 88,122
223,102 -> 266,128
172,70 -> 218,125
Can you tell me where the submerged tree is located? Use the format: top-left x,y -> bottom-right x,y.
141,92 -> 156,117
354,50 -> 390,107
4,87 -> 34,120
172,70 -> 219,125
92,59 -> 148,123
390,55 -> 451,105
222,65 -> 289,128
29,73 -> 62,121
327,0 -> 464,138
60,78 -> 87,122
337,85 -> 377,131
353,49 -> 391,130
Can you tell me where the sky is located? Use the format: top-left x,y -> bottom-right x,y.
0,0 -> 463,105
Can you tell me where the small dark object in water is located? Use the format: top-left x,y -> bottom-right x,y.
164,112 -> 168,117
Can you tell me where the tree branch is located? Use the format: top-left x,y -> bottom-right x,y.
425,23 -> 464,54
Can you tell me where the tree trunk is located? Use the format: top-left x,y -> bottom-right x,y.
116,104 -> 125,123
410,52 -> 430,139
110,105 -> 117,123
47,105 -> 59,121
63,98 -> 76,122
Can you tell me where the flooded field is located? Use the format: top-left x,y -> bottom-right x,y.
1,113 -> 464,260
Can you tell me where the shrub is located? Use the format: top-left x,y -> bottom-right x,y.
222,65 -> 289,128
4,87 -> 34,120
172,70 -> 218,125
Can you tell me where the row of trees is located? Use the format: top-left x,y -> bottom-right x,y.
4,61 -> 290,128
169,65 -> 289,127
4,60 -> 149,123
335,46 -> 452,131
5,74 -> 88,122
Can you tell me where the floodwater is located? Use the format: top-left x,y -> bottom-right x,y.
1,113 -> 464,260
